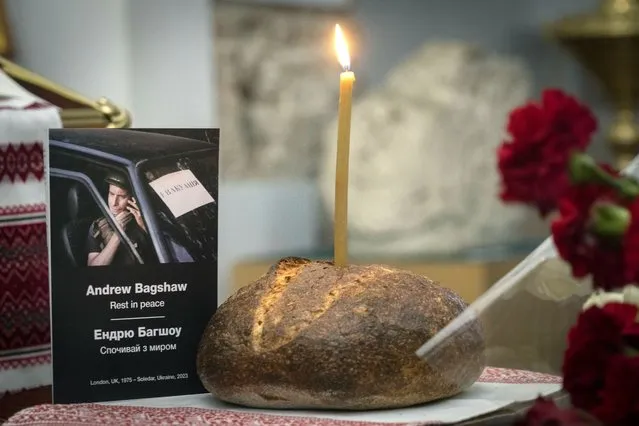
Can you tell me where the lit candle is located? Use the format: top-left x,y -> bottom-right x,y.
333,24 -> 355,268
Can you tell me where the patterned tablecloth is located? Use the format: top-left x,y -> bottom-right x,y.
4,367 -> 564,425
0,97 -> 61,395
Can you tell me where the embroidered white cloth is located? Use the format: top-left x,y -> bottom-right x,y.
0,89 -> 62,394
6,367 -> 562,425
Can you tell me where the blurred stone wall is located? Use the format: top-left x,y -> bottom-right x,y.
215,0 -> 355,179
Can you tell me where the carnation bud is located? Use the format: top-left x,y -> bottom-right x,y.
590,202 -> 631,238
623,346 -> 639,357
568,152 -> 598,184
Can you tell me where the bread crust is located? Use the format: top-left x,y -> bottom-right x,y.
196,257 -> 485,410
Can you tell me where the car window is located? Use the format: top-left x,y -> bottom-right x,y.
50,150 -> 160,263
138,150 -> 218,262
49,171 -> 147,268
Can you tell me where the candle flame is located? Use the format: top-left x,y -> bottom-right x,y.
334,24 -> 350,71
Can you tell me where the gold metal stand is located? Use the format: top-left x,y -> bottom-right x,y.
546,0 -> 639,168
0,56 -> 131,129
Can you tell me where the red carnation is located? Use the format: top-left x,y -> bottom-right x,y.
498,88 -> 597,216
515,397 -> 601,425
551,174 -> 626,290
591,355 -> 639,425
542,89 -> 598,145
562,303 -> 639,425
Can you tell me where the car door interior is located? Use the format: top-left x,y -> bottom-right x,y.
60,183 -> 98,267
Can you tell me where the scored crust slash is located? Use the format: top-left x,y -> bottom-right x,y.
196,257 -> 485,410
251,257 -> 393,353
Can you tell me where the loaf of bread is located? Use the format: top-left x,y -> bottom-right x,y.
196,257 -> 485,410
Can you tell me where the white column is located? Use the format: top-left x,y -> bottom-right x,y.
5,0 -> 132,108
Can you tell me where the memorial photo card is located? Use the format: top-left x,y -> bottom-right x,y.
46,128 -> 219,404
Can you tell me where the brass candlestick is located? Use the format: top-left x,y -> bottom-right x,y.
546,0 -> 639,169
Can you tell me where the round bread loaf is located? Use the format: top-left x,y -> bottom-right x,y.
196,257 -> 485,410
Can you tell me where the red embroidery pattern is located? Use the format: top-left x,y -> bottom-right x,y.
3,368 -> 560,425
0,204 -> 46,217
0,222 -> 50,352
0,142 -> 44,183
478,367 -> 561,384
5,404 -> 425,426
0,102 -> 53,111
0,354 -> 50,372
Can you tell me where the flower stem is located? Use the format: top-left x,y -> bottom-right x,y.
616,178 -> 639,199
569,152 -> 639,199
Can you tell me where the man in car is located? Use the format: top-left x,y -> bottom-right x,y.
86,173 -> 152,266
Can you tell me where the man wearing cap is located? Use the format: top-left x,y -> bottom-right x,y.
86,173 -> 152,266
